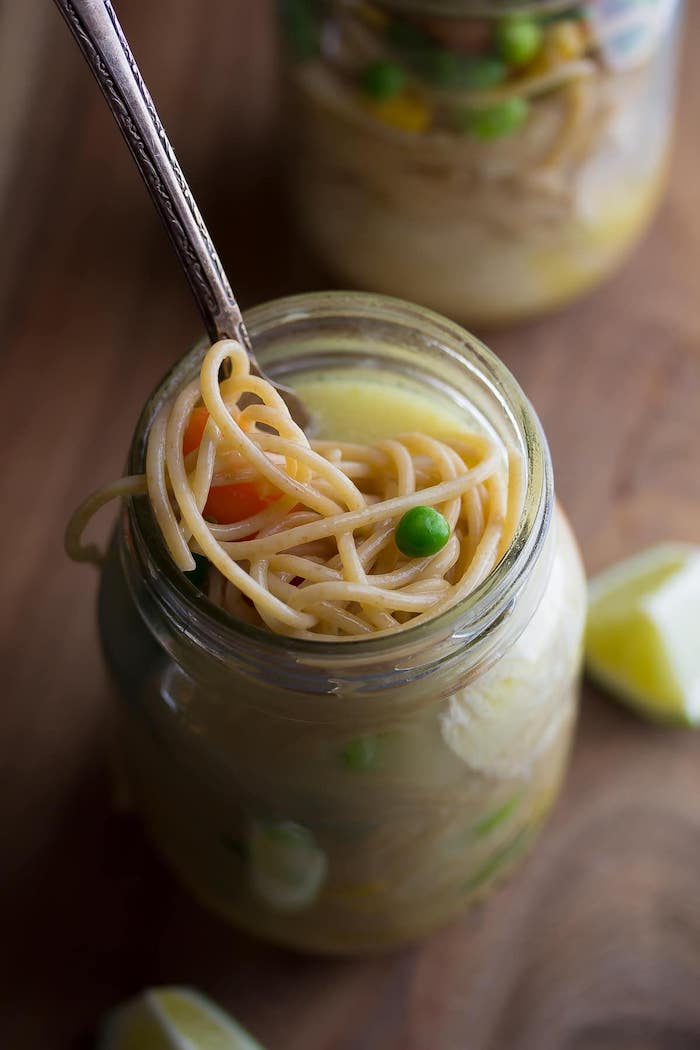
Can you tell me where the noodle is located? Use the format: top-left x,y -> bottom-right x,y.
66,339 -> 520,640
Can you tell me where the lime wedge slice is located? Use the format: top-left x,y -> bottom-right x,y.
100,987 -> 266,1050
586,544 -> 700,725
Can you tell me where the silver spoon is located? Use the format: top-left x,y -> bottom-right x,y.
53,0 -> 310,431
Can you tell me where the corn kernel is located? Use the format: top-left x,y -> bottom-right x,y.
546,20 -> 588,62
363,91 -> 431,132
523,18 -> 588,75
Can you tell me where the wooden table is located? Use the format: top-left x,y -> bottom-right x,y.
2,3 -> 699,1047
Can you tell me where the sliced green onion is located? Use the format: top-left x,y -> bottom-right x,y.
464,827 -> 532,893
250,819 -> 327,912
472,795 -> 521,839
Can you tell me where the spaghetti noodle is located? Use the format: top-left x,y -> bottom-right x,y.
66,339 -> 521,640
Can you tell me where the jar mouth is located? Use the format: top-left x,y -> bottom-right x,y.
126,291 -> 552,673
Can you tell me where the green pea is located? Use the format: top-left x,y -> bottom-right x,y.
455,96 -> 529,140
418,50 -> 506,91
184,552 -> 209,590
342,735 -> 380,771
361,60 -> 406,101
279,0 -> 319,60
494,15 -> 543,67
395,506 -> 450,558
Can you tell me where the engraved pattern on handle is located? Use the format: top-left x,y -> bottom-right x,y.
53,0 -> 250,349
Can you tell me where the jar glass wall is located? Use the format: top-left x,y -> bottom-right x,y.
99,293 -> 586,953
279,1 -> 682,324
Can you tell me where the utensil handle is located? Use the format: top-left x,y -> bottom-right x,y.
53,0 -> 249,348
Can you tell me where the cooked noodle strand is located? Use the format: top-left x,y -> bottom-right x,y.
66,339 -> 522,639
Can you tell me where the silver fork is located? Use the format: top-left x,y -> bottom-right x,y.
53,0 -> 310,430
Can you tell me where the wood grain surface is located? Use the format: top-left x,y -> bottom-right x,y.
1,2 -> 699,1048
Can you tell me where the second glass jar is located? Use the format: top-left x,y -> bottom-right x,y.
279,0 -> 682,324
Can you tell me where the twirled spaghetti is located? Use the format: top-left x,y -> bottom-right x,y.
66,339 -> 522,639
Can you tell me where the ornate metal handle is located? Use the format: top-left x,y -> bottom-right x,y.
52,0 -> 250,350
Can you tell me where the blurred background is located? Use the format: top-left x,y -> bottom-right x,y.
1,2 -> 700,1048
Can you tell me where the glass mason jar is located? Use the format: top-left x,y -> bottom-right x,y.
278,0 -> 682,324
99,292 -> 586,954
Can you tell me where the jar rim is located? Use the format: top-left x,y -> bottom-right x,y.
366,1 -> 575,18
125,291 -> 553,677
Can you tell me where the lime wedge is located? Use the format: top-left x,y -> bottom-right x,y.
586,544 -> 700,725
100,987 -> 266,1050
